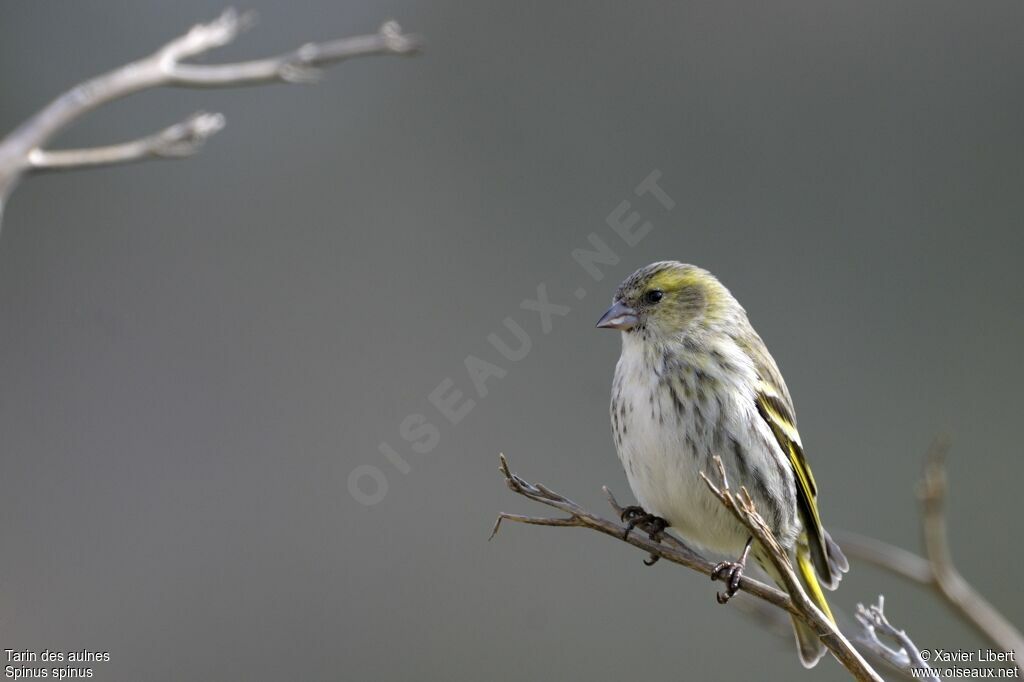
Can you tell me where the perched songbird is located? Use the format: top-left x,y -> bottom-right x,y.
597,261 -> 847,668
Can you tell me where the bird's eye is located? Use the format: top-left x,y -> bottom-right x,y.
645,290 -> 664,304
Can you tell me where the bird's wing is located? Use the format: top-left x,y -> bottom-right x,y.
747,340 -> 834,587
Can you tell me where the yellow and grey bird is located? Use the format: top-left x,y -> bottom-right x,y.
597,261 -> 847,668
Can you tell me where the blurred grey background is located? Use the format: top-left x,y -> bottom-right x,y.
1,2 -> 1022,680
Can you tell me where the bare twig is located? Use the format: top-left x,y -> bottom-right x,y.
27,112 -> 226,172
163,16 -> 418,86
493,454 -> 901,682
834,441 -> 1024,674
856,596 -> 938,681
0,8 -> 421,215
831,530 -> 933,584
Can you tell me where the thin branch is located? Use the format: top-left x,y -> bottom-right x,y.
490,513 -> 581,537
831,530 -> 933,584
834,442 -> 1024,674
165,19 -> 419,86
490,454 -> 797,615
919,441 -> 1024,670
493,454 -> 903,682
27,112 -> 226,172
0,8 -> 421,208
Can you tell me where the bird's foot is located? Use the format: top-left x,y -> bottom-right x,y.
620,505 -> 668,540
711,537 -> 753,604
620,505 -> 669,566
711,561 -> 745,603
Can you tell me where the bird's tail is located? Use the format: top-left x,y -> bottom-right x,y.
758,541 -> 833,668
790,543 -> 832,668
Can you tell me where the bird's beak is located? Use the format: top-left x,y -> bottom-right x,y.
596,300 -> 639,331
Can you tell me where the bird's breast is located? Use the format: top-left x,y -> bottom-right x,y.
610,338 -> 798,554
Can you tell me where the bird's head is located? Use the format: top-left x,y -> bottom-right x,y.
596,261 -> 733,340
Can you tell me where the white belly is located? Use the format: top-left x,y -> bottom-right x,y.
610,336 -> 799,556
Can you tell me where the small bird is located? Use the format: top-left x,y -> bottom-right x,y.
597,261 -> 847,668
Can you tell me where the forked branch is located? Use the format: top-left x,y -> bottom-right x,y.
27,112 -> 226,172
835,441 -> 1024,675
0,8 -> 421,216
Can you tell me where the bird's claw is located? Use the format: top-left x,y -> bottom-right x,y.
620,505 -> 669,566
711,537 -> 753,604
711,560 -> 745,603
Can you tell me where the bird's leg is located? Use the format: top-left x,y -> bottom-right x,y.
711,537 -> 753,604
620,505 -> 669,565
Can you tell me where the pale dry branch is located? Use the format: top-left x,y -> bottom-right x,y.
164,17 -> 418,87
831,530 -> 933,584
919,442 -> 1024,668
856,596 -> 938,681
835,441 -> 1024,675
0,8 -> 421,216
27,112 -> 226,172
